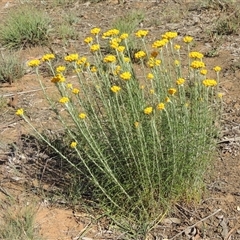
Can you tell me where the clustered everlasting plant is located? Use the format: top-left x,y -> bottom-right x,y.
17,27 -> 222,238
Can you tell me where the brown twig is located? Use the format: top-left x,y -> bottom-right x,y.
169,208 -> 222,240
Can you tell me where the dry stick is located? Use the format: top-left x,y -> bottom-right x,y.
217,136 -> 240,144
1,87 -> 54,98
169,208 -> 222,240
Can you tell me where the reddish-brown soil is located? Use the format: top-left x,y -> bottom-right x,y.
0,0 -> 240,239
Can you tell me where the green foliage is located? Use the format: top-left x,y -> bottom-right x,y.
20,29 -> 222,238
0,5 -> 51,49
0,51 -> 25,84
0,199 -> 43,240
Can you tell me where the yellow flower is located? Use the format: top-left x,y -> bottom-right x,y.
77,56 -> 88,65
120,33 -> 128,40
189,51 -> 204,59
103,55 -> 116,63
56,66 -> 66,73
165,97 -> 170,103
91,66 -> 97,72
143,106 -> 153,115
67,83 -> 73,89
176,78 -> 185,85
152,39 -> 168,48
168,88 -> 177,95
174,44 -> 181,50
134,121 -> 139,128
51,74 -> 65,83
202,79 -> 217,87
42,53 -> 55,62
135,29 -> 148,38
70,141 -> 77,148
147,57 -> 161,68
90,27 -> 101,35
59,97 -> 69,104
79,113 -> 86,119
217,92 -> 223,98
64,54 -> 79,62
84,37 -> 93,44
162,31 -> 178,40
28,59 -> 41,67
90,44 -> 100,52
190,60 -> 205,69
200,69 -> 208,75
183,36 -> 193,43
174,60 -> 180,66
213,66 -> 221,72
102,29 -> 119,38
120,72 -> 131,80
150,89 -> 154,94
16,108 -> 24,116
147,73 -> 154,80
72,88 -> 80,94
135,50 -> 146,59
111,85 -> 121,93
123,57 -> 130,62
157,103 -> 165,110
110,39 -> 119,49
117,45 -> 125,52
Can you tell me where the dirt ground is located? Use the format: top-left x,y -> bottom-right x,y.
0,0 -> 240,239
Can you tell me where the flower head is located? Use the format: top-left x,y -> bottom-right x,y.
59,97 -> 69,104
120,33 -> 129,40
168,88 -> 177,95
200,69 -> 208,75
64,54 -> 79,62
135,30 -> 148,38
152,39 -> 168,48
162,31 -> 178,40
90,44 -> 100,52
84,37 -> 93,44
147,57 -> 161,68
103,55 -> 116,63
16,108 -> 24,116
28,59 -> 41,67
202,79 -> 217,87
190,60 -> 205,69
120,72 -> 131,81
176,78 -> 185,85
217,92 -> 223,98
157,103 -> 165,110
51,74 -> 65,83
72,88 -> 80,94
91,27 -> 101,35
102,29 -> 119,38
174,44 -> 181,50
143,106 -> 153,115
189,51 -> 204,59
42,53 -> 55,62
183,36 -> 193,43
134,121 -> 139,128
213,66 -> 221,72
91,66 -> 98,73
117,45 -> 125,52
111,85 -> 121,93
135,50 -> 146,59
79,113 -> 86,119
147,73 -> 154,80
56,66 -> 66,73
70,141 -> 77,148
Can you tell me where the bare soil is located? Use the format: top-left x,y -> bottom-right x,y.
0,0 -> 240,239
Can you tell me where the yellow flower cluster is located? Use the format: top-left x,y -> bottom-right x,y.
200,69 -> 208,75
104,55 -> 116,63
90,44 -> 100,52
117,46 -> 125,52
147,57 -> 161,68
135,50 -> 146,59
202,79 -> 217,87
51,74 -> 65,83
120,72 -> 131,81
102,29 -> 120,38
157,103 -> 165,110
72,88 -> 80,94
147,73 -> 154,80
183,36 -> 193,43
120,33 -> 128,40
162,31 -> 178,40
144,107 -> 153,115
168,88 -> 177,95
110,38 -> 121,49
135,29 -> 148,38
56,66 -> 66,73
59,97 -> 69,104
189,51 -> 204,59
190,60 -> 205,69
42,53 -> 55,62
28,59 -> 41,67
176,78 -> 185,85
213,66 -> 221,72
84,37 -> 93,44
111,85 -> 121,93
152,39 -> 168,49
16,108 -> 24,116
64,54 -> 79,62
70,141 -> 77,148
91,27 -> 101,35
174,44 -> 181,50
79,113 -> 87,119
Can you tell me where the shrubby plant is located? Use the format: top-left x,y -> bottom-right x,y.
17,28 -> 222,238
